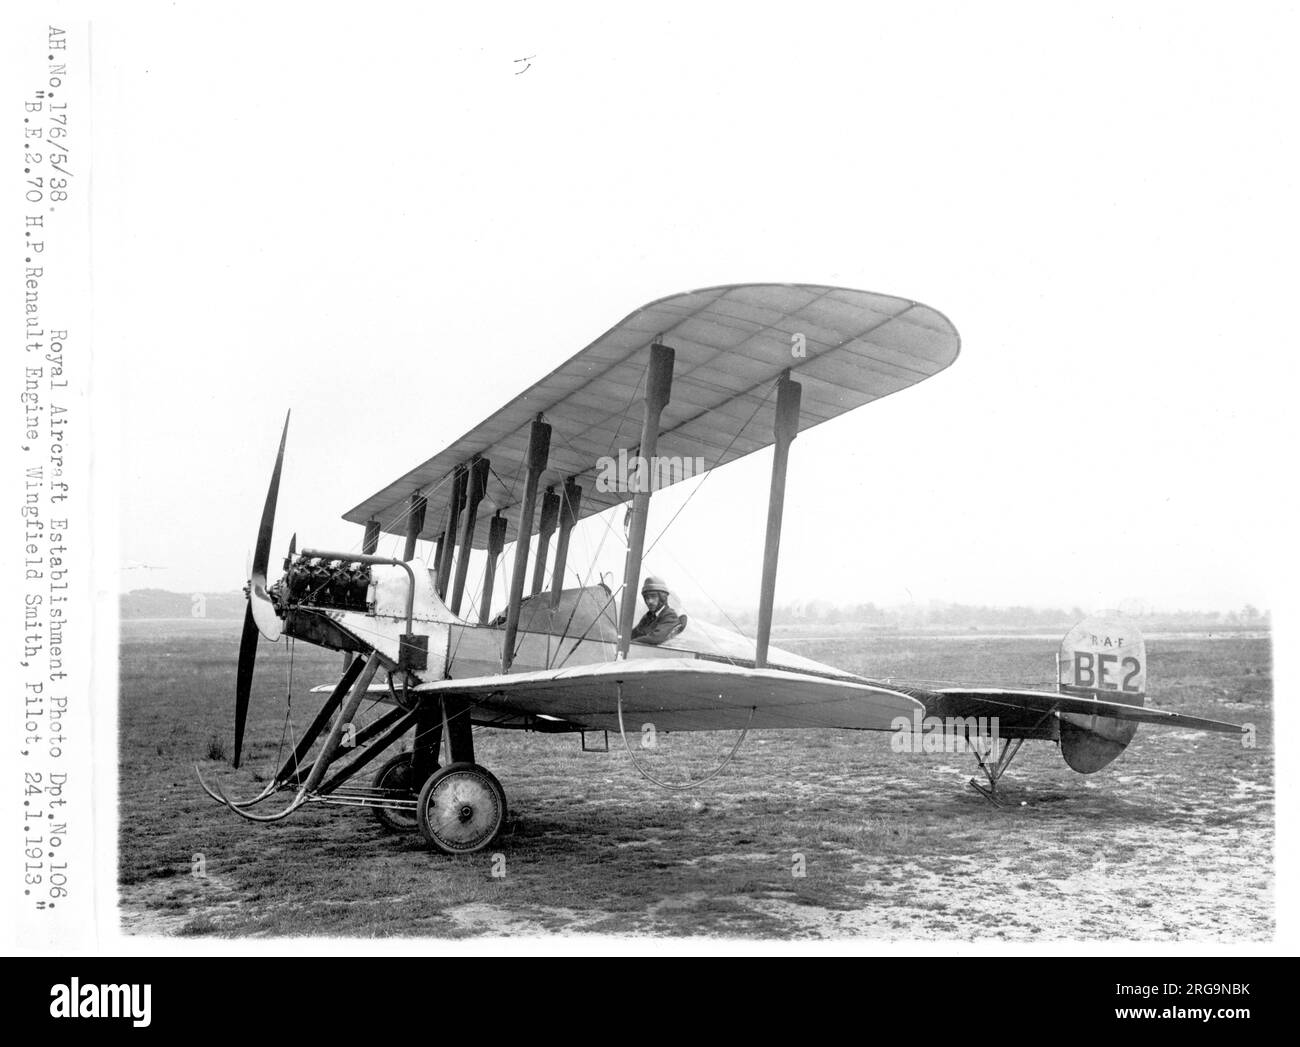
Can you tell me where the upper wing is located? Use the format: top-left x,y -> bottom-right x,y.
344,284 -> 959,547
932,687 -> 1243,734
411,658 -> 925,732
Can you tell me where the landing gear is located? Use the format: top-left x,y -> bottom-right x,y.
371,752 -> 426,833
416,762 -> 507,854
967,737 -> 1024,807
371,703 -> 448,834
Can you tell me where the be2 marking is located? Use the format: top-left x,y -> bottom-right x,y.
1072,652 -> 1142,692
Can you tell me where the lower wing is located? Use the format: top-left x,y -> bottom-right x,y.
410,658 -> 925,732
310,665 -> 1240,735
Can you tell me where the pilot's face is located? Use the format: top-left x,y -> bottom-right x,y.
644,591 -> 664,612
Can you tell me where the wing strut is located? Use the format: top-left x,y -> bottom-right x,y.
479,513 -> 507,624
449,457 -> 489,614
401,492 -> 426,562
549,478 -> 583,608
616,342 -> 675,658
362,518 -> 380,554
755,371 -> 801,668
530,486 -> 561,596
435,464 -> 468,597
501,415 -> 551,670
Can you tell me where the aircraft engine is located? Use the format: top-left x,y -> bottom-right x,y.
283,555 -> 372,613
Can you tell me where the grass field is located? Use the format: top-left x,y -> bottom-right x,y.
119,620 -> 1273,940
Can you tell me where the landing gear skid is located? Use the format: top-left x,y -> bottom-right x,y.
202,664 -> 507,853
967,737 -> 1024,807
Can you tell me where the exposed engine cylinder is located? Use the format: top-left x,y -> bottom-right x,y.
283,556 -> 372,612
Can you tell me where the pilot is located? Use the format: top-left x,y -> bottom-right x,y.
630,576 -> 684,645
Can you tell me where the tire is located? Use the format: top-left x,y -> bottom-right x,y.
416,762 -> 507,854
371,752 -> 424,833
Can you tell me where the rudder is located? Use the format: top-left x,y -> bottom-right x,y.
1057,614 -> 1147,773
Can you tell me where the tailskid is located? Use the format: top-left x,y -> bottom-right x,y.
967,737 -> 1024,807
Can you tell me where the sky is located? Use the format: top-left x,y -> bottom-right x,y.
95,1 -> 1298,616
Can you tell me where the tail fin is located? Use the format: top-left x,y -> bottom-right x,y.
1056,614 -> 1147,773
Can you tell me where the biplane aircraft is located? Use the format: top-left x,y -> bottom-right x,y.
197,284 -> 1244,853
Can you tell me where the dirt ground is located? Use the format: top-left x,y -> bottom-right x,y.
118,620 -> 1273,940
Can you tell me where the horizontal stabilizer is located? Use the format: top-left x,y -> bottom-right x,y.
935,687 -> 1242,734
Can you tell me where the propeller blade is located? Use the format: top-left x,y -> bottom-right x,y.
233,602 -> 259,768
236,410 -> 291,767
249,411 -> 290,640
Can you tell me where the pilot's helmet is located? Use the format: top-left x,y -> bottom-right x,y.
642,575 -> 670,600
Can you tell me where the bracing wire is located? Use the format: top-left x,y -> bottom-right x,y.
641,376 -> 778,563
549,382 -> 775,670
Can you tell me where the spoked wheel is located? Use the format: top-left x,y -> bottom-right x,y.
416,762 -> 507,854
371,752 -> 433,833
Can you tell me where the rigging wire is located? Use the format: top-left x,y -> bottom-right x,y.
287,468 -> 459,613
271,636 -> 296,776
353,467 -> 458,554
269,361 -> 781,776
641,376 -> 778,564
653,544 -> 749,664
603,356 -> 650,459
549,383 -> 775,669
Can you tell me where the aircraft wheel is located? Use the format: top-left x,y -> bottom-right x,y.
416,762 -> 507,854
371,752 -> 430,833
